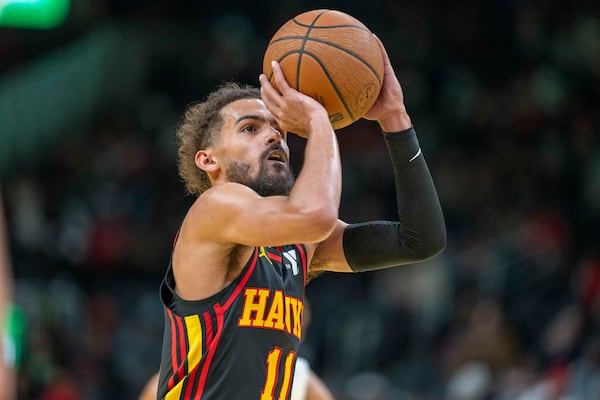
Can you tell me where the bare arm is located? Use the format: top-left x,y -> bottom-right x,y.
139,372 -> 159,400
189,61 -> 342,247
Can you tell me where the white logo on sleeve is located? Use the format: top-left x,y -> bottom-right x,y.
283,250 -> 299,275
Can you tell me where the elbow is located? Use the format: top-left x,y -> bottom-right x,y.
304,205 -> 338,242
428,231 -> 447,258
417,226 -> 447,260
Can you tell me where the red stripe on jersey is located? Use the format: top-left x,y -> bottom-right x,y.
173,314 -> 187,380
195,305 -> 225,399
166,309 -> 178,390
203,311 -> 213,346
183,311 -> 213,400
221,247 -> 259,311
266,251 -> 282,263
182,363 -> 199,399
174,314 -> 187,382
296,244 -> 307,287
172,229 -> 180,248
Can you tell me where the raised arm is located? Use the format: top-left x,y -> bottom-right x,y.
187,61 -> 342,247
309,35 -> 446,274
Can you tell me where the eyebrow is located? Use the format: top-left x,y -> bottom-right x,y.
235,115 -> 265,125
235,115 -> 282,131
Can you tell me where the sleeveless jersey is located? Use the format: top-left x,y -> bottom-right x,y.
157,244 -> 307,400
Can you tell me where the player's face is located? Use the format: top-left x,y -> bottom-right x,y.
217,99 -> 294,196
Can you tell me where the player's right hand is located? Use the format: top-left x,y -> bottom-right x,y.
259,61 -> 331,139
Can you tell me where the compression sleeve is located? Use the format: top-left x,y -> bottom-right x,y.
343,127 -> 446,271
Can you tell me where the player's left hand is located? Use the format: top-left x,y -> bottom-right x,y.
363,35 -> 412,132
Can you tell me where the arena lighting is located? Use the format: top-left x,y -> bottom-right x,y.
0,0 -> 69,29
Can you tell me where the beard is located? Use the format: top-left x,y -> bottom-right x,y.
225,153 -> 294,197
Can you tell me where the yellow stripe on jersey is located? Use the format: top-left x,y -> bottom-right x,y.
185,314 -> 203,370
165,315 -> 203,400
165,378 -> 184,400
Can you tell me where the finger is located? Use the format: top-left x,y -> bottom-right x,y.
259,87 -> 283,122
260,74 -> 282,105
372,34 -> 398,82
372,34 -> 391,65
259,72 -> 276,93
270,61 -> 292,94
372,34 -> 399,88
260,90 -> 281,118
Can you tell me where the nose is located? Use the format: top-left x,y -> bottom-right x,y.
265,126 -> 282,145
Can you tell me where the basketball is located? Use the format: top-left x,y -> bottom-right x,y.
263,9 -> 384,130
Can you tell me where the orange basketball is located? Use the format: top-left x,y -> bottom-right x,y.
263,9 -> 384,130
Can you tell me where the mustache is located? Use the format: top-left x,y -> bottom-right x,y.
261,143 -> 285,160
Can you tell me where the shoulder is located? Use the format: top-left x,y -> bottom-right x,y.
195,182 -> 258,207
186,183 -> 258,222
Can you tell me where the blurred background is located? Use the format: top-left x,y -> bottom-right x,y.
1,0 -> 599,399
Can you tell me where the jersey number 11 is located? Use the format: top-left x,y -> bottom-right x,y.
261,347 -> 296,400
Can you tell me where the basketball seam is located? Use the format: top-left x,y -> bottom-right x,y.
291,21 -> 372,33
304,51 -> 355,121
268,36 -> 383,86
295,10 -> 328,91
301,11 -> 354,122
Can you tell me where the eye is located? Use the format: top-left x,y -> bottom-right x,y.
242,125 -> 256,133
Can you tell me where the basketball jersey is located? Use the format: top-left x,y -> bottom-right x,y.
157,244 -> 308,400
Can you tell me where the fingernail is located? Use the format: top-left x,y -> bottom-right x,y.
271,60 -> 277,68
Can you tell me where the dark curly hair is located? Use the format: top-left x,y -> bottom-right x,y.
176,82 -> 261,196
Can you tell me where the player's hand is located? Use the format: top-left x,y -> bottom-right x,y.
363,35 -> 412,132
260,61 -> 330,138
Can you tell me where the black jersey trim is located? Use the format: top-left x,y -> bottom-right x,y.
166,308 -> 188,390
296,244 -> 308,287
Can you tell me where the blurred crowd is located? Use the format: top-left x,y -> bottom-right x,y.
1,1 -> 599,399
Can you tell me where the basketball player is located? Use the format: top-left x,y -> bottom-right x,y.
157,36 -> 446,399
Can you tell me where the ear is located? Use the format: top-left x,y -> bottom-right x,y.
195,149 -> 219,174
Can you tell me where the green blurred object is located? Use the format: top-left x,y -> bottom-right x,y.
0,24 -> 147,178
2,302 -> 26,369
0,0 -> 70,29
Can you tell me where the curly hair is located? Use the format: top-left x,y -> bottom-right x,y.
176,82 -> 261,196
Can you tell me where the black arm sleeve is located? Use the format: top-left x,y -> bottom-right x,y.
343,127 -> 446,272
